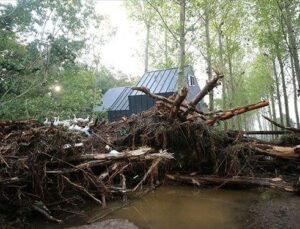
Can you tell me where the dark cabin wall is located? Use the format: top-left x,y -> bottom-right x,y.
108,110 -> 130,121
128,92 -> 173,115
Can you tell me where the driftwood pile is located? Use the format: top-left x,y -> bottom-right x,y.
96,73 -> 300,193
0,120 -> 172,223
89,104 -> 300,193
1,72 -> 300,224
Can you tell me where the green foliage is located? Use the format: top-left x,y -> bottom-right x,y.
96,67 -> 134,94
0,0 -> 131,121
0,66 -> 100,120
245,55 -> 273,102
49,36 -> 84,66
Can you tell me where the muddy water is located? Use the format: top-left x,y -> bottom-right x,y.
85,186 -> 258,229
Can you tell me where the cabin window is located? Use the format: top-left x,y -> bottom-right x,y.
189,75 -> 195,86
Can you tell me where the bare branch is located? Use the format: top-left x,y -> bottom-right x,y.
145,0 -> 180,43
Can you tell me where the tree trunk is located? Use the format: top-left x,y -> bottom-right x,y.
270,90 -> 278,131
204,1 -> 213,111
144,23 -> 150,72
218,24 -> 227,130
164,27 -> 168,67
284,1 -> 300,94
177,0 -> 186,89
268,102 -> 273,131
272,59 -> 284,126
227,37 -> 235,129
257,112 -> 263,131
277,54 -> 290,126
290,55 -> 300,128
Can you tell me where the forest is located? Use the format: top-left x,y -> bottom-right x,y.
0,0 -> 132,120
0,0 -> 300,228
0,0 -> 299,130
124,0 -> 300,132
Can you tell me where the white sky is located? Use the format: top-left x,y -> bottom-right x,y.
94,0 -> 208,83
95,0 -> 144,78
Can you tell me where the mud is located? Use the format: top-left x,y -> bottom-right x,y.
245,192 -> 300,229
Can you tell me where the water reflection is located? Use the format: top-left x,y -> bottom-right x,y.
94,186 -> 258,229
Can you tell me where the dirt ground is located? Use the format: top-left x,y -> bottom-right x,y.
245,194 -> 300,229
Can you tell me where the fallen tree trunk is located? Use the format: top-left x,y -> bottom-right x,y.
185,72 -> 224,115
204,100 -> 269,125
165,174 -> 296,192
249,143 -> 300,159
66,148 -> 173,162
263,115 -> 300,134
240,130 -> 289,135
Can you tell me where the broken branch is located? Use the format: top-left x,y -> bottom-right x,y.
204,100 -> 269,125
263,115 -> 300,133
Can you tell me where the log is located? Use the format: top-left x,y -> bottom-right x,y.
189,72 -> 224,108
165,174 -> 296,192
66,147 -> 174,162
132,158 -> 162,191
170,87 -> 188,118
250,143 -> 300,159
204,100 -> 269,125
46,160 -> 112,174
240,130 -> 288,135
263,115 -> 300,134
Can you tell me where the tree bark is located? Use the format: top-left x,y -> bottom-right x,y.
204,100 -> 269,126
144,23 -> 150,72
164,27 -> 168,67
177,0 -> 186,88
277,54 -> 290,126
218,24 -> 227,130
290,55 -> 300,128
283,1 -> 300,94
270,90 -> 278,131
257,112 -> 263,131
268,102 -> 273,131
227,37 -> 235,129
263,115 -> 300,133
204,0 -> 214,112
272,59 -> 284,126
166,174 -> 296,193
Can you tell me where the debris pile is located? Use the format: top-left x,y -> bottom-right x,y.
1,72 -> 300,224
88,101 -> 300,193
0,120 -> 172,223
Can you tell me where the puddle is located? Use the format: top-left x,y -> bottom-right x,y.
89,186 -> 258,229
33,186 -> 260,229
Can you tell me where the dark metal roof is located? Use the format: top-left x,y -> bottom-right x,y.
110,87 -> 132,111
130,65 -> 195,96
93,87 -> 129,112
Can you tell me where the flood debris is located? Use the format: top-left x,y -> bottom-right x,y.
0,121 -> 172,223
1,72 -> 299,224
165,174 -> 296,193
